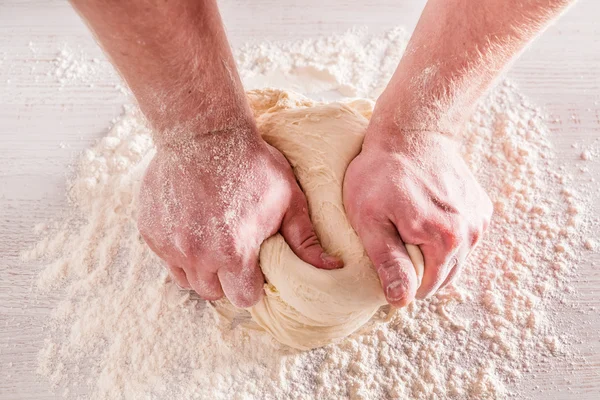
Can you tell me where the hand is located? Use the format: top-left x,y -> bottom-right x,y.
138,127 -> 342,308
343,122 -> 492,307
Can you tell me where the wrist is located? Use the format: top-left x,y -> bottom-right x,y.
364,99 -> 458,152
374,81 -> 465,135
154,117 -> 262,156
150,83 -> 259,149
364,105 -> 462,156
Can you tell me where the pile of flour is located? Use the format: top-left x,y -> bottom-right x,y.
24,28 -> 595,399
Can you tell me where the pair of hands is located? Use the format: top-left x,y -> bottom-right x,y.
71,0 -> 567,310
72,0 -> 571,311
138,103 -> 493,309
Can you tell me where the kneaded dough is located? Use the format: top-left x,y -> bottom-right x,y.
248,89 -> 423,350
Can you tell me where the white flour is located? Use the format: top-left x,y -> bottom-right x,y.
23,28 -> 596,399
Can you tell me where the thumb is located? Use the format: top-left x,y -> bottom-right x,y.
280,188 -> 343,270
217,252 -> 265,309
359,219 -> 419,307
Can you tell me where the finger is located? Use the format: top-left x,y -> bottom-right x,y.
416,245 -> 454,299
138,218 -> 167,259
280,188 -> 343,270
438,262 -> 461,291
188,270 -> 224,301
142,230 -> 187,289
415,218 -> 465,299
359,219 -> 418,307
405,244 -> 425,288
417,243 -> 468,298
166,263 -> 191,289
217,254 -> 264,308
438,245 -> 473,290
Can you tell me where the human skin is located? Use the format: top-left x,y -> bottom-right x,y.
70,0 -> 573,308
70,0 -> 342,308
344,0 -> 573,306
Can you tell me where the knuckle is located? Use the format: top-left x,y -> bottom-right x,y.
283,212 -> 321,251
296,231 -> 320,251
420,216 -> 468,253
375,258 -> 405,281
404,217 -> 423,237
440,227 -> 463,251
377,258 -> 398,273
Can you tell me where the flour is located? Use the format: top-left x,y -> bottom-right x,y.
237,27 -> 410,99
24,28 -> 595,399
51,46 -> 101,87
49,44 -> 126,93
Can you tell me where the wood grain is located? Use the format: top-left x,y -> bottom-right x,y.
1,0 -> 599,399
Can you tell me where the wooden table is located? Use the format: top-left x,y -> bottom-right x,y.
1,1 -> 599,398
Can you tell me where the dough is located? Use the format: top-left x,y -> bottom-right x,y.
248,89 -> 423,350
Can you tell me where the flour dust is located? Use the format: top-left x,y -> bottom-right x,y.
23,28 -> 596,399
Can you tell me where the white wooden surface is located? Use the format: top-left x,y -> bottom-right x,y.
1,1 -> 599,399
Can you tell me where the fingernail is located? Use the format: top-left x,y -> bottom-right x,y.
321,254 -> 343,269
387,280 -> 408,301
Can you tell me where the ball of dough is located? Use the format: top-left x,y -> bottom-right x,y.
248,89 -> 423,350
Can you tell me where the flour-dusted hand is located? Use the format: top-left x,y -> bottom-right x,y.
138,128 -> 341,307
342,0 -> 571,306
69,0 -> 342,308
344,125 -> 492,307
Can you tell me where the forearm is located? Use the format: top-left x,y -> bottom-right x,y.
373,0 -> 573,138
70,0 -> 253,148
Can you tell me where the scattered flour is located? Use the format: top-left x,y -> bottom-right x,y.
52,47 -> 99,86
23,28 -> 596,399
49,44 -> 126,93
237,27 -> 410,99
